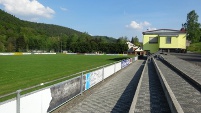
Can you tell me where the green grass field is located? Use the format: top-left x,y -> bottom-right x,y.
0,54 -> 132,98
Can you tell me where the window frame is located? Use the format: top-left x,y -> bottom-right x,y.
149,37 -> 158,44
166,36 -> 171,44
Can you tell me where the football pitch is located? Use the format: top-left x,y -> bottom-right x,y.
0,54 -> 132,97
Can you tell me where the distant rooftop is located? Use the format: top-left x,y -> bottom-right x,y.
142,29 -> 186,35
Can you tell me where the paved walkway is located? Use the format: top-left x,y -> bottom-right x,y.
53,60 -> 145,113
162,54 -> 201,87
171,53 -> 201,67
134,60 -> 170,113
155,59 -> 201,112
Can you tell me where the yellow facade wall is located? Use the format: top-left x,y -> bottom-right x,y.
159,36 -> 179,48
177,34 -> 186,49
159,34 -> 186,49
143,34 -> 186,53
143,35 -> 159,53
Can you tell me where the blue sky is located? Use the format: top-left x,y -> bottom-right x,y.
0,0 -> 201,42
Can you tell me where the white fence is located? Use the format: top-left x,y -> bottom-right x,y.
0,53 -> 127,56
0,53 -> 56,55
0,56 -> 138,113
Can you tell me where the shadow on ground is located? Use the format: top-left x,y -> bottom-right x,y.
148,60 -> 171,113
111,61 -> 145,113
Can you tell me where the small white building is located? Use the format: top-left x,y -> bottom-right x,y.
126,42 -> 138,53
126,42 -> 145,55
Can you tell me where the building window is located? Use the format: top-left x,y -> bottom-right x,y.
166,36 -> 171,44
149,37 -> 158,43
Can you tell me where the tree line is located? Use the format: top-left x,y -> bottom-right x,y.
183,10 -> 201,43
0,9 -> 128,53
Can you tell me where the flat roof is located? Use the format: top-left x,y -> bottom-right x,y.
142,29 -> 186,35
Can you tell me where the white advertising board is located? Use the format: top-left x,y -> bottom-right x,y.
0,100 -> 16,113
115,62 -> 122,72
90,69 -> 103,87
104,64 -> 115,79
85,69 -> 103,90
0,88 -> 51,113
0,53 -> 14,55
21,88 -> 51,113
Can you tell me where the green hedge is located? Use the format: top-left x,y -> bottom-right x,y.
187,42 -> 201,53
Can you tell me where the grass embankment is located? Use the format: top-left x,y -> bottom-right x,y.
0,54 -> 133,98
187,42 -> 201,53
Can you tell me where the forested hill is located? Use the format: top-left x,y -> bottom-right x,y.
0,9 -> 128,53
0,9 -> 83,39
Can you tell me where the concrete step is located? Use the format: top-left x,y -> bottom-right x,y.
153,58 -> 201,113
130,59 -> 170,113
161,54 -> 201,89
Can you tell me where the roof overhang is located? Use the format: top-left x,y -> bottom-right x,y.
158,34 -> 179,37
142,29 -> 186,35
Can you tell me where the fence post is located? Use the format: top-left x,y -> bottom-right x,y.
102,66 -> 104,82
16,89 -> 21,113
114,63 -> 116,74
80,72 -> 83,95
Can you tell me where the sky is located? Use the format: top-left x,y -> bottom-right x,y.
0,0 -> 201,42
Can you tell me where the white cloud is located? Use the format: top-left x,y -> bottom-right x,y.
60,7 -> 68,11
0,0 -> 55,20
126,21 -> 155,30
142,21 -> 151,26
126,21 -> 142,29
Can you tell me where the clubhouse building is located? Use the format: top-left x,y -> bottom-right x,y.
142,29 -> 187,53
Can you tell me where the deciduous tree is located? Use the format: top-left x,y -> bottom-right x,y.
131,36 -> 140,46
183,10 -> 201,43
